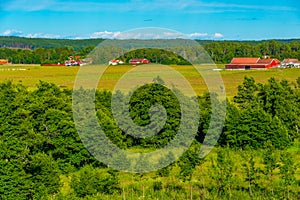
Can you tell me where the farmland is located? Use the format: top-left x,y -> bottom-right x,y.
0,63 -> 300,199
0,76 -> 299,199
1,64 -> 300,97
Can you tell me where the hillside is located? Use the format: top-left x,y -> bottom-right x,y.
1,36 -> 300,50
0,36 -> 104,50
1,37 -> 300,66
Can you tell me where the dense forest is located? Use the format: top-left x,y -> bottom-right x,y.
1,36 -> 300,50
1,37 -> 300,65
0,76 -> 299,199
0,36 -> 104,50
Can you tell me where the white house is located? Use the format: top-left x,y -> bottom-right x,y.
109,60 -> 124,65
281,58 -> 300,68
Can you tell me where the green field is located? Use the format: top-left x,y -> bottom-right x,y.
1,64 -> 300,199
1,64 -> 300,97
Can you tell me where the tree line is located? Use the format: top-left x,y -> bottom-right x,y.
0,36 -> 104,50
0,76 -> 299,199
0,46 -> 94,64
205,40 -> 300,63
1,39 -> 300,65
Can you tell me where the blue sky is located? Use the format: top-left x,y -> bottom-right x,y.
0,0 -> 300,40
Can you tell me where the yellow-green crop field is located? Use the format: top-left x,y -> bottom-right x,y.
1,64 -> 300,97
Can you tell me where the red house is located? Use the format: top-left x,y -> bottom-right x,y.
0,59 -> 8,65
129,58 -> 150,65
226,58 -> 280,70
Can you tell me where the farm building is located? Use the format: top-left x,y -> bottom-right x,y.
129,58 -> 150,65
226,58 -> 281,70
280,58 -> 300,68
0,59 -> 8,65
109,59 -> 124,65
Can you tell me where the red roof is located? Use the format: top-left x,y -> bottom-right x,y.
130,58 -> 148,61
0,59 -> 8,64
129,58 -> 150,64
230,58 -> 260,64
226,57 -> 281,69
257,59 -> 280,64
282,58 -> 300,63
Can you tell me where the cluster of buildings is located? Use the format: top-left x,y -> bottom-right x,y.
128,58 -> 150,65
109,58 -> 150,66
225,57 -> 300,70
42,56 -> 89,67
280,58 -> 300,68
108,59 -> 124,66
64,56 -> 84,66
2,54 -> 300,69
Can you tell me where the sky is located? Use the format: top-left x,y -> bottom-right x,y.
0,0 -> 300,40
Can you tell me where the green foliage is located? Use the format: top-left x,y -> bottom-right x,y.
178,142 -> 202,182
0,76 -> 299,199
152,181 -> 163,191
233,76 -> 258,108
221,76 -> 298,149
0,36 -> 103,50
71,166 -> 120,198
25,153 -> 61,198
3,37 -> 300,65
242,151 -> 260,197
211,148 -> 235,197
119,48 -> 191,65
261,143 -> 280,195
203,40 -> 300,64
122,83 -> 181,148
279,152 -> 297,198
0,46 -> 94,64
258,78 -> 300,141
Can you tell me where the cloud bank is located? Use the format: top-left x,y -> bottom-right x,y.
1,29 -> 224,40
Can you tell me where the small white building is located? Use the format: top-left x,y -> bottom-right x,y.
281,59 -> 300,68
109,60 -> 124,65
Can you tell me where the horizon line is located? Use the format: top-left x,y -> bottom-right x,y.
1,35 -> 300,42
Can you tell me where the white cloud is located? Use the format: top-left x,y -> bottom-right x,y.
26,33 -> 61,38
187,33 -> 208,38
163,32 -> 182,37
1,30 -> 61,38
3,29 -> 23,36
1,29 -> 224,40
213,33 -> 224,39
90,31 -> 121,39
89,30 -> 212,40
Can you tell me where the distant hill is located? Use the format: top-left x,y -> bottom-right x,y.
0,36 -> 104,50
1,36 -> 300,50
197,39 -> 300,46
1,36 -> 300,65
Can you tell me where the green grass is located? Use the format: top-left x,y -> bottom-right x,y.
59,145 -> 300,199
1,64 -> 300,97
1,64 -> 299,199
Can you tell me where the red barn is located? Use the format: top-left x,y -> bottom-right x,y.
129,58 -> 150,65
226,58 -> 280,70
0,59 -> 8,65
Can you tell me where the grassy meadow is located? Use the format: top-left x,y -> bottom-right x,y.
1,64 -> 300,199
1,64 -> 300,97
57,146 -> 300,200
